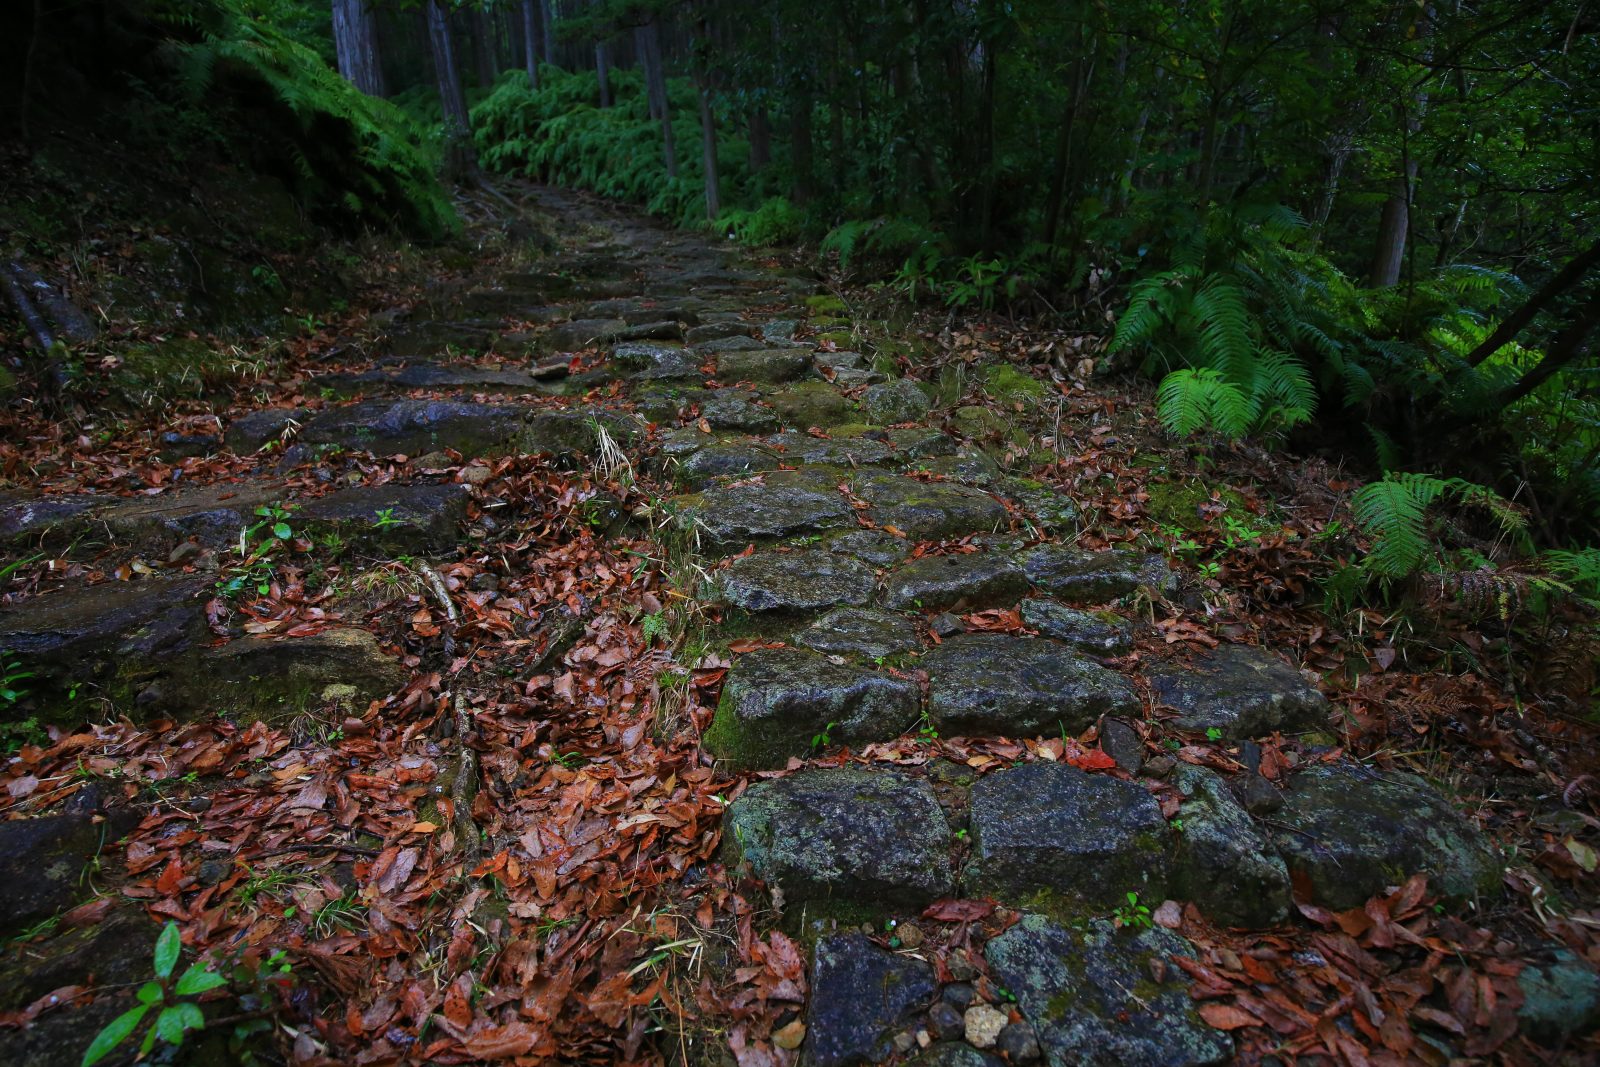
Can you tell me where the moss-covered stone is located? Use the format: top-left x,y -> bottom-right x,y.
1517,950 -> 1600,1044
769,380 -> 857,428
961,763 -> 1172,907
881,553 -> 1027,613
763,431 -> 897,468
983,364 -> 1047,405
724,767 -> 954,909
797,608 -> 920,660
924,634 -> 1140,738
861,379 -> 934,425
853,471 -> 1008,540
1145,644 -> 1330,739
1018,600 -> 1132,656
1171,765 -> 1291,928
806,932 -> 938,1067
676,469 -> 854,552
1144,479 -> 1252,534
985,914 -> 1232,1066
715,349 -> 812,383
1020,544 -> 1178,602
1270,761 -> 1503,909
1001,477 -> 1082,534
805,294 -> 849,316
718,550 -> 876,614
703,648 -> 921,768
700,388 -> 780,433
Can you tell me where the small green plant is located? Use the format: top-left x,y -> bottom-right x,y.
1,716 -> 48,756
810,721 -> 838,751
310,890 -> 366,938
1,653 -> 34,707
1205,727 -> 1223,741
640,611 -> 669,644
1112,891 -> 1153,930
954,828 -> 969,841
82,922 -> 227,1066
915,710 -> 939,742
372,507 -> 401,530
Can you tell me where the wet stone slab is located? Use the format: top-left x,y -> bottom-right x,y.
854,473 -> 1008,541
1020,545 -> 1177,602
718,550 -> 876,613
881,553 -> 1028,613
806,933 -> 939,1067
1171,765 -> 1291,927
827,529 -> 912,567
724,768 -> 955,910
922,634 -> 1140,737
700,389 -> 780,434
678,471 -> 853,552
1270,761 -> 1502,910
611,341 -> 701,382
765,431 -> 899,468
797,608 -> 921,660
1018,600 -> 1133,656
715,349 -> 813,383
985,914 -> 1232,1067
299,482 -> 471,551
1144,644 -> 1329,739
961,762 -> 1172,907
703,648 -> 921,769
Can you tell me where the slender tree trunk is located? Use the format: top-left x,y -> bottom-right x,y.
975,39 -> 998,252
595,40 -> 612,106
470,6 -> 497,88
748,107 -> 770,171
521,0 -> 539,89
426,0 -> 478,181
698,83 -> 720,219
1493,287 -> 1600,408
541,0 -> 557,67
1367,160 -> 1414,287
637,18 -> 676,177
1464,238 -> 1600,367
333,0 -> 386,97
1042,40 -> 1094,251
790,82 -> 814,204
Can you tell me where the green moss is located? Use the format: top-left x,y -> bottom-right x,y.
805,294 -> 848,316
1143,478 -> 1250,534
816,329 -> 855,347
983,364 -> 1047,404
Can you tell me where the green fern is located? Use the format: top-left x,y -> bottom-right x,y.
1351,472 -> 1528,580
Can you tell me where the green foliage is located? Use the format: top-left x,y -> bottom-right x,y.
1112,891 -> 1153,930
1351,472 -> 1528,581
162,0 -> 453,236
717,197 -> 805,246
82,922 -> 227,1066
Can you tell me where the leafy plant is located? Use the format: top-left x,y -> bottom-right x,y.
1351,472 -> 1527,581
810,720 -> 838,751
1,653 -> 35,707
1111,891 -> 1153,930
83,922 -> 227,1066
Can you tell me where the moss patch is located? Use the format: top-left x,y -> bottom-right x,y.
983,364 -> 1047,404
805,294 -> 848,316
1143,478 -> 1251,534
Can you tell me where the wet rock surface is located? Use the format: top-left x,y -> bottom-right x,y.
1018,599 -> 1133,656
681,472 -> 853,550
881,554 -> 1027,613
704,648 -> 920,768
719,550 -> 876,613
985,914 -> 1232,1067
806,934 -> 938,1067
1020,544 -> 1176,602
855,473 -> 1008,541
923,634 -> 1139,737
1171,766 -> 1291,927
962,762 -> 1171,906
1270,762 -> 1502,909
798,608 -> 921,660
725,768 -> 955,909
1145,644 -> 1329,739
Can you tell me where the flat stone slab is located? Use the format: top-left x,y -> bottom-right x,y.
923,634 -> 1140,737
679,472 -> 852,552
725,768 -> 955,909
515,409 -> 641,459
854,473 -> 1008,541
715,349 -> 812,383
700,389 -> 779,433
827,529 -> 912,567
384,321 -> 495,359
611,341 -> 701,381
703,648 -> 920,768
807,933 -> 938,1067
861,379 -> 933,424
0,494 -> 102,543
316,362 -> 554,398
263,399 -> 531,458
1019,600 -> 1132,656
676,443 -> 780,485
768,380 -> 858,428
1270,762 -> 1502,909
1002,478 -> 1081,534
919,450 -> 1002,486
719,550 -> 875,613
962,762 -> 1172,906
881,553 -> 1027,612
684,321 -> 753,345
798,608 -> 920,660
1171,766 -> 1291,927
1020,545 -> 1177,602
97,483 -> 277,550
542,317 -> 626,352
985,914 -> 1232,1067
0,809 -> 144,935
765,432 -> 898,468
300,482 -> 471,551
693,334 -> 767,354
0,579 -> 205,717
1145,644 -> 1329,738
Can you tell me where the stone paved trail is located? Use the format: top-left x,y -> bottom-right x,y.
0,186 -> 1579,1065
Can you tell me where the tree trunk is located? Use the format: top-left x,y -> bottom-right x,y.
975,39 -> 998,252
1492,286 -> 1600,408
426,0 -> 478,181
1464,238 -> 1600,367
748,107 -> 770,171
541,0 -> 557,67
333,0 -> 386,97
790,82 -> 814,204
637,19 -> 676,177
521,0 -> 539,88
1367,166 -> 1413,288
595,40 -> 612,107
698,82 -> 720,220
470,6 -> 497,88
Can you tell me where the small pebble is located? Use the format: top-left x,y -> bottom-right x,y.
893,1031 -> 915,1053
941,981 -> 977,1009
930,612 -> 965,638
964,1003 -> 1008,1049
946,951 -> 978,982
897,922 -> 925,949
1143,755 -> 1176,778
996,1020 -> 1041,1063
928,999 -> 964,1040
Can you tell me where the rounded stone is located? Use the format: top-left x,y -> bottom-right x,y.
882,554 -> 1028,613
719,550 -> 876,613
922,634 -> 1140,738
863,379 -> 934,424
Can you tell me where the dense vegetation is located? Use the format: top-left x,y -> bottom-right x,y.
6,0 -> 1600,601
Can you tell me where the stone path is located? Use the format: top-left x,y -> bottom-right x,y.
0,186 -> 1552,1064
